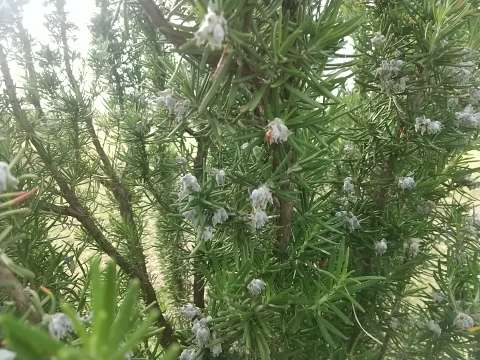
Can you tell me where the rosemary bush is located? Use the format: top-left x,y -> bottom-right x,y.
1,0 -> 480,359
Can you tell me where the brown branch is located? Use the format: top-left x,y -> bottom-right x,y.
138,0 -> 190,48
193,137 -> 209,309
272,145 -> 294,257
0,261 -> 41,323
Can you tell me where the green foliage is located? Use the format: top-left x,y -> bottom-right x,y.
1,0 -> 480,359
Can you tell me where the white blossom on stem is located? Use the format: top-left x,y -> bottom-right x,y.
335,211 -> 360,232
212,207 -> 228,226
0,161 -> 18,193
374,238 -> 388,256
343,177 -> 354,194
371,32 -> 386,48
456,105 -> 480,128
192,317 -> 211,347
266,118 -> 291,144
195,7 -> 227,49
453,312 -> 474,330
415,115 -> 442,135
250,185 -> 273,210
251,209 -> 268,229
404,238 -> 422,257
247,278 -> 266,296
179,173 -> 201,199
398,176 -> 415,190
179,348 -> 196,360
182,303 -> 201,321
47,313 -> 73,339
201,226 -> 214,241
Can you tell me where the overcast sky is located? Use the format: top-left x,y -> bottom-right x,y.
22,0 -> 96,56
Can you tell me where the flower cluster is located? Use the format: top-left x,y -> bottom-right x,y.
417,200 -> 435,216
46,312 -> 74,339
371,32 -> 386,48
374,59 -> 407,94
180,302 -> 222,358
453,312 -> 474,330
182,303 -> 201,320
211,168 -> 226,186
398,176 -> 415,190
414,116 -> 442,135
335,211 -> 360,232
250,185 -> 273,229
374,238 -> 388,256
343,177 -> 354,194
157,88 -> 190,121
212,207 -> 228,226
0,161 -> 18,193
265,118 -> 291,145
194,7 -> 227,49
178,173 -> 201,200
404,238 -> 422,257
247,278 -> 266,296
455,104 -> 480,128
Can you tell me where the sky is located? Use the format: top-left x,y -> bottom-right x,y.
21,0 -> 96,56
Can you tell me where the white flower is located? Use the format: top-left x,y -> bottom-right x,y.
0,161 -> 18,193
251,209 -> 268,229
431,290 -> 445,303
398,176 -> 415,190
192,317 -> 211,347
212,207 -> 228,226
0,349 -> 16,360
343,177 -> 354,194
426,320 -> 441,336
335,211 -> 360,232
375,59 -> 403,79
158,89 -> 190,121
453,312 -> 475,330
415,116 -> 442,135
183,209 -> 200,225
456,105 -> 480,128
404,238 -> 422,257
374,238 -> 388,256
266,118 -> 291,144
194,7 -> 227,49
470,88 -> 480,104
158,89 -> 177,113
427,120 -> 442,134
124,352 -> 133,360
417,200 -> 435,215
182,303 -> 201,320
47,312 -> 73,339
201,226 -> 214,241
371,32 -> 386,48
179,348 -> 195,360
250,185 -> 273,210
211,342 -> 222,357
179,174 -> 201,199
247,278 -> 266,296
174,100 -> 189,120
241,142 -> 249,150
375,60 -> 406,94
214,169 -> 226,186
